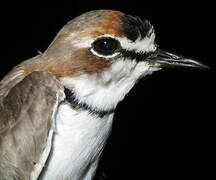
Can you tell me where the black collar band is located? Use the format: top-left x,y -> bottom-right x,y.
64,87 -> 115,118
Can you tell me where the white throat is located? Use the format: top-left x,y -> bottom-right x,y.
60,59 -> 159,112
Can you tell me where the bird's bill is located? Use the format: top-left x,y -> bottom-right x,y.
149,49 -> 208,69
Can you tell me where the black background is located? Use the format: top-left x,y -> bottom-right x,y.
0,4 -> 215,179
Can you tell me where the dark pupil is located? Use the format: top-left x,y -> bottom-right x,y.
92,37 -> 120,56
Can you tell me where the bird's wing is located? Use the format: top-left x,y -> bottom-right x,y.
0,70 -> 65,180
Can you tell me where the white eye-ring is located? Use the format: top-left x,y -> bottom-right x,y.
90,35 -> 121,59
90,48 -> 120,59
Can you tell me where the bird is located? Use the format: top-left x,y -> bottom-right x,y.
0,10 -> 207,180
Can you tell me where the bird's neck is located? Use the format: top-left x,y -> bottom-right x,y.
64,87 -> 115,118
59,72 -> 137,113
59,59 -> 155,114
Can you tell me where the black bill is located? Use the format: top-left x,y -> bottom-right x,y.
148,49 -> 208,69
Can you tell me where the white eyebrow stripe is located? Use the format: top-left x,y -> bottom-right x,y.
71,33 -> 157,54
71,37 -> 95,48
118,33 -> 157,53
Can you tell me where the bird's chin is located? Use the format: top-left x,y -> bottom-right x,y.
149,64 -> 162,73
135,61 -> 162,78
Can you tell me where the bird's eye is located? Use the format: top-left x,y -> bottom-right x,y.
91,37 -> 120,56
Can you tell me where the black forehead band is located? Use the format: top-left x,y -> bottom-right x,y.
121,14 -> 153,42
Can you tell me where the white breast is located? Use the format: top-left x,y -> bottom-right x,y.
41,103 -> 114,180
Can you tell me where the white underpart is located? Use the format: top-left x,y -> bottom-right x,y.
41,103 -> 114,180
61,58 -> 160,111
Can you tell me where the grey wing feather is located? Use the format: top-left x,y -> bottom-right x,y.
0,70 -> 65,180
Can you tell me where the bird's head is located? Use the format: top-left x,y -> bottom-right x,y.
6,10 -> 207,112
43,10 -> 207,112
